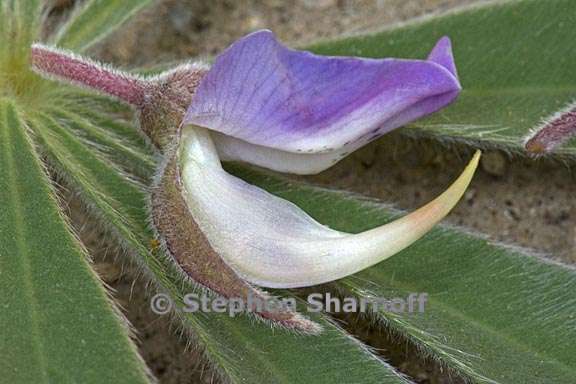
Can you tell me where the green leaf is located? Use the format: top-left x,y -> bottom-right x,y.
229,163 -> 576,384
47,107 -> 156,181
0,3 -> 42,97
0,100 -> 151,384
308,0 -> 576,155
0,0 -> 42,52
53,0 -> 154,52
31,106 -> 409,383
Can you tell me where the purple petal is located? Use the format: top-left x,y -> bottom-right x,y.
185,30 -> 460,156
426,36 -> 458,77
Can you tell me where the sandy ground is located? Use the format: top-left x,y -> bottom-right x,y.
58,0 -> 576,383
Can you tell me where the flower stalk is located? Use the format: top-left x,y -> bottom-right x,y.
31,44 -> 147,105
525,108 -> 576,154
31,44 -> 206,148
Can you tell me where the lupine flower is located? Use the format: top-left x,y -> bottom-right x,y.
31,30 -> 479,332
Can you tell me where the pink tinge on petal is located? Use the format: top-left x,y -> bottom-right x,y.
184,30 -> 461,154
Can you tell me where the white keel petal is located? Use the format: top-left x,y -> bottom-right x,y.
180,126 -> 480,288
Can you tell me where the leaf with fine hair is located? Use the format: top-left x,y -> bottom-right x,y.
32,105 -> 410,384
11,0 -> 43,45
52,0 -> 153,52
47,107 -> 156,180
309,0 -> 576,156
0,100 -> 151,384
231,163 -> 576,384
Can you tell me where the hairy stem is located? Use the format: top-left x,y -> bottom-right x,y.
525,108 -> 576,154
31,44 -> 146,106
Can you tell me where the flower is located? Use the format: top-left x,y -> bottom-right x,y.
31,30 -> 479,332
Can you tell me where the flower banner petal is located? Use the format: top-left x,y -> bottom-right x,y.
185,30 -> 461,156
